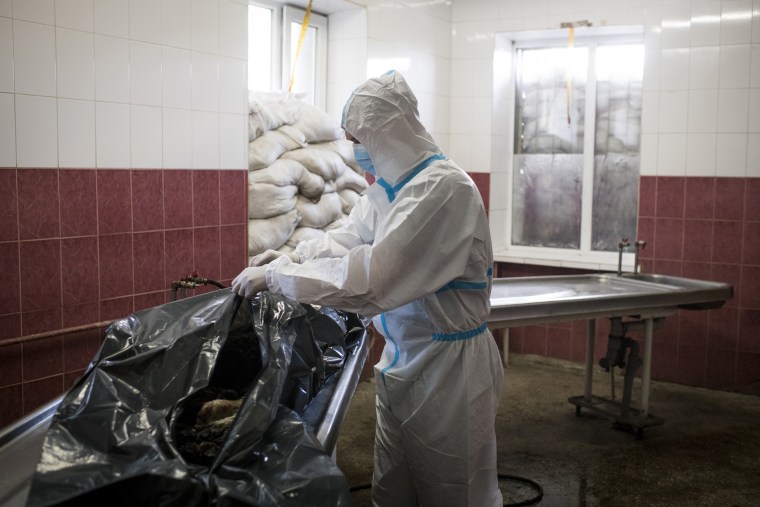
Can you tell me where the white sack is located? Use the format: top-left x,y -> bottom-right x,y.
248,92 -> 303,140
291,102 -> 343,143
248,182 -> 298,219
248,159 -> 325,200
338,188 -> 361,214
248,126 -> 305,170
335,166 -> 369,193
248,209 -> 301,255
325,214 -> 351,230
296,192 -> 343,229
312,140 -> 363,173
285,226 -> 326,249
281,148 -> 345,181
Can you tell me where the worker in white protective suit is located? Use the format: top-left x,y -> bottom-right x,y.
233,71 -> 504,507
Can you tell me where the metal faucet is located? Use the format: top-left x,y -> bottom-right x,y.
617,238 -> 647,275
617,238 -> 630,275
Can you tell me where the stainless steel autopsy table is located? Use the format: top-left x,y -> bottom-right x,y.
487,272 -> 733,438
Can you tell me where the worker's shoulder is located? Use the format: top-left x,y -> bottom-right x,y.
419,159 -> 480,192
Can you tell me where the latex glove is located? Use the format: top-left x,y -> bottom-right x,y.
249,249 -> 300,267
232,266 -> 268,297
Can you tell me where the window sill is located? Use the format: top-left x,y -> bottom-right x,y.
493,248 -> 636,273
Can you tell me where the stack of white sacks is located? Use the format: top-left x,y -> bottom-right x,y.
247,93 -> 368,264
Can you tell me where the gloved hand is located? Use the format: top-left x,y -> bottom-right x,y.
249,249 -> 300,267
232,266 -> 268,297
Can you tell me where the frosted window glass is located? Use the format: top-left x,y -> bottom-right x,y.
288,23 -> 317,105
248,5 -> 272,92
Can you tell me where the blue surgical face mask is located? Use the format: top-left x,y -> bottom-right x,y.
352,143 -> 377,176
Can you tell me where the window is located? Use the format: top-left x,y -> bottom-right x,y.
248,1 -> 327,109
495,28 -> 644,268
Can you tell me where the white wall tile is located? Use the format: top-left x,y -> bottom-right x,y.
451,20 -> 497,60
660,48 -> 690,90
131,105 -> 162,168
56,28 -> 95,100
130,41 -> 162,106
219,112 -> 246,169
641,91 -> 659,133
13,20 -> 56,96
687,89 -> 718,132
690,0 -> 721,46
719,44 -> 751,88
657,133 -> 686,175
686,132 -> 716,176
660,2 -> 691,49
639,133 -> 658,176
747,133 -> 760,177
749,89 -> 760,132
749,43 -> 760,87
720,0 -> 752,45
658,90 -> 688,133
717,89 -> 749,132
688,46 -> 719,89
0,93 -> 16,166
219,0 -> 246,59
642,44 -> 661,92
192,52 -> 219,112
0,0 -> 11,17
470,132 -> 492,172
448,133 -> 472,170
16,94 -> 57,167
716,133 -> 747,176
329,9 -> 367,41
57,98 -> 95,167
55,0 -> 93,32
0,17 -> 13,93
130,0 -> 162,45
95,35 -> 129,102
163,107 -> 192,168
13,0 -> 54,25
472,96 -> 492,135
96,101 -> 130,168
192,0 -> 218,54
94,0 -> 129,38
754,0 -> 760,43
163,47 -> 191,109
219,57 -> 245,114
453,0 -> 496,22
328,40 -> 367,85
450,96 -> 472,135
162,0 -> 192,49
192,110 -> 219,169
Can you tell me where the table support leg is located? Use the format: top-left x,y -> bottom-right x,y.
640,318 -> 654,418
584,320 -> 596,402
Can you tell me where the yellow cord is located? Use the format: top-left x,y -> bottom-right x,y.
288,0 -> 313,93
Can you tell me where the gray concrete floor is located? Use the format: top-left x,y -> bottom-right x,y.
336,354 -> 760,506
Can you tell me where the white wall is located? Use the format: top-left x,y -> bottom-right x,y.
0,0 -> 249,170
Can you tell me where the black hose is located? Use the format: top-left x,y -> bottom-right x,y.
348,475 -> 543,506
203,278 -> 225,289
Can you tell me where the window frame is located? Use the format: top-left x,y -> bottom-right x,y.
493,26 -> 645,272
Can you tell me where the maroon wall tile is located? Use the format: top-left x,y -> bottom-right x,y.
745,178 -> 760,221
99,233 -> 133,299
654,218 -> 683,260
62,302 -> 100,328
0,385 -> 22,428
220,224 -> 246,280
97,170 -> 132,234
61,236 -> 99,306
710,263 -> 740,308
468,172 -> 491,211
714,178 -> 745,221
164,229 -> 194,286
682,261 -> 711,281
0,314 -> 21,340
63,329 -> 101,373
742,221 -> 760,265
194,226 -> 221,280
100,296 -> 134,322
23,375 -> 64,413
712,221 -> 743,264
682,220 -> 713,262
163,170 -> 193,229
0,168 -> 18,241
134,291 -> 166,311
676,344 -> 706,387
637,217 -> 655,258
522,326 -> 547,356
638,176 -> 656,217
18,168 -> 59,240
131,169 -> 164,232
22,336 -> 63,381
679,310 -> 708,347
20,239 -> 61,312
0,342 -> 22,387
737,309 -> 760,353
546,326 -> 571,360
59,169 -> 97,237
707,307 -> 739,349
650,342 -> 678,383
704,348 -> 736,390
684,177 -> 714,219
133,231 -> 165,293
653,259 -> 684,276
220,170 -> 247,225
0,242 -> 20,315
740,265 -> 760,309
736,352 -> 760,394
193,170 -> 220,227
22,306 -> 62,336
655,177 -> 685,218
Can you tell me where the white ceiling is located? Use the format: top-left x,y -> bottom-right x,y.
273,0 -> 362,15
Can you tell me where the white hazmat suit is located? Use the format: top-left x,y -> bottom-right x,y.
234,71 -> 504,506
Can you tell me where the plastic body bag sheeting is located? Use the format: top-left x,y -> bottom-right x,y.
26,290 -> 360,507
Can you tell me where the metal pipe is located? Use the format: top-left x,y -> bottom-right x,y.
0,320 -> 113,348
584,319 -> 596,402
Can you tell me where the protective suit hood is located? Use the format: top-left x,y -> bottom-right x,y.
341,71 -> 441,185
